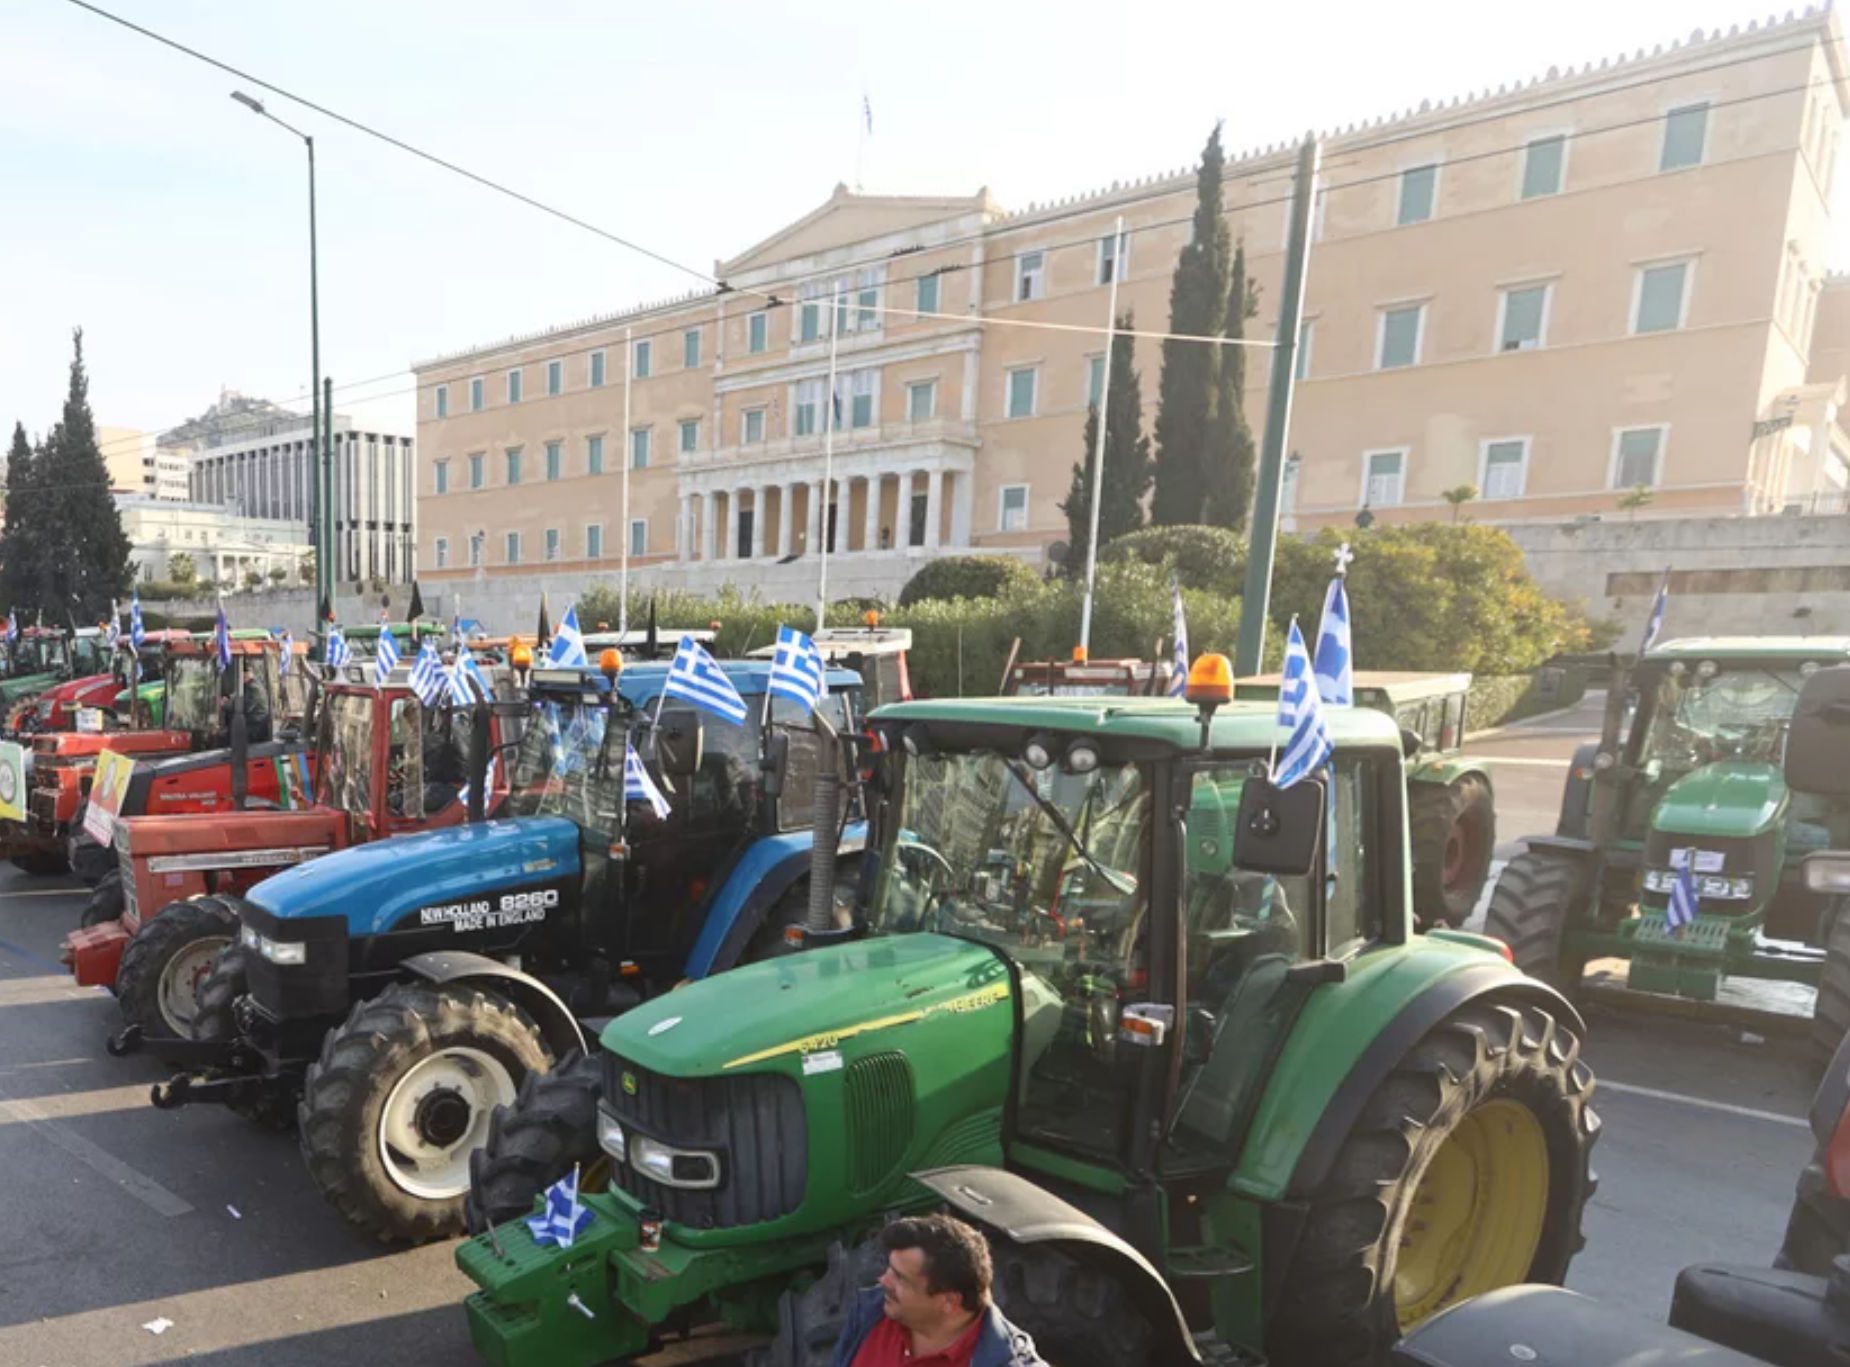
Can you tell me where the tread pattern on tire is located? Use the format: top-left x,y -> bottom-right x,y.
464,1050 -> 603,1234
1810,899 -> 1850,1064
1483,848 -> 1580,991
80,868 -> 123,928
1409,775 -> 1496,930
192,947 -> 296,1131
113,896 -> 240,1045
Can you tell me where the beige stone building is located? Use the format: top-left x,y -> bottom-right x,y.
414,8 -> 1850,602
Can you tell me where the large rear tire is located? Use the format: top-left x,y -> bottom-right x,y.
113,897 -> 240,1051
1266,1000 -> 1599,1367
1410,775 -> 1496,930
1810,899 -> 1850,1066
464,1051 -> 604,1234
299,982 -> 550,1243
80,869 -> 123,929
1483,848 -> 1583,993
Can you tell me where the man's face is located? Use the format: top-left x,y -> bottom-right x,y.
877,1247 -> 952,1332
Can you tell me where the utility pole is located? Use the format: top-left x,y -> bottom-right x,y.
620,325 -> 632,636
1235,134 -> 1320,676
323,377 -> 335,622
1078,214 -> 1124,657
814,282 -> 844,633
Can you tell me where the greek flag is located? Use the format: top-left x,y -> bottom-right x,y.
1639,569 -> 1670,654
129,591 -> 144,648
3,614 -> 15,645
1273,619 -> 1333,790
105,601 -> 121,652
526,1169 -> 593,1249
1668,859 -> 1699,934
459,754 -> 496,810
449,642 -> 490,705
324,626 -> 352,671
410,638 -> 447,706
1313,576 -> 1354,706
548,603 -> 589,669
214,602 -> 232,673
662,636 -> 747,724
624,740 -> 671,819
767,625 -> 825,714
1167,579 -> 1188,698
277,629 -> 293,677
374,627 -> 400,685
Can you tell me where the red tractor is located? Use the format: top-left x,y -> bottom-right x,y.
67,678 -> 508,1051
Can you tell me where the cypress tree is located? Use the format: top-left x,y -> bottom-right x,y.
38,330 -> 132,620
0,422 -> 43,619
1151,125 -> 1232,525
1060,314 -> 1152,577
1203,239 -> 1259,529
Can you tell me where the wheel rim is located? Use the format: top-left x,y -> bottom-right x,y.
1441,825 -> 1467,888
1394,1097 -> 1551,1328
157,935 -> 232,1036
377,1047 -> 518,1201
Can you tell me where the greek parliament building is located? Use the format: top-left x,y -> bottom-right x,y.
187,414 -> 417,586
413,8 -> 1850,602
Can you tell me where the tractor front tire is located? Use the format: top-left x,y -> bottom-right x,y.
1267,1000 -> 1599,1367
299,982 -> 550,1243
10,852 -> 68,876
1809,898 -> 1850,1065
192,947 -> 296,1131
464,1050 -> 603,1234
1410,775 -> 1496,929
1483,848 -> 1583,993
80,869 -> 124,929
113,897 -> 241,1051
69,825 -> 111,886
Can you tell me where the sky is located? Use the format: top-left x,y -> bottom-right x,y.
0,0 -> 1840,456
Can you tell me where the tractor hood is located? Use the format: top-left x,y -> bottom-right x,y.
1651,761 -> 1788,841
0,671 -> 59,703
247,816 -> 582,936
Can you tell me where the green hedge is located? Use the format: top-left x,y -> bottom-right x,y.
896,555 -> 1041,608
1466,668 -> 1589,733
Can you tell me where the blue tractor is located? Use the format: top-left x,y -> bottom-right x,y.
147,655 -> 866,1242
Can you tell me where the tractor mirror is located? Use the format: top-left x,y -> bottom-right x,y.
762,730 -> 789,799
1233,775 -> 1324,876
1788,667 -> 1850,795
1400,726 -> 1423,759
655,706 -> 704,779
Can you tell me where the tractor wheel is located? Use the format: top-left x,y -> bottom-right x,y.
80,869 -> 124,929
192,948 -> 295,1131
751,1234 -> 890,1367
1809,899 -> 1850,1065
10,851 -> 68,876
113,897 -> 241,1050
1267,999 -> 1599,1367
464,1050 -> 605,1233
1409,775 -> 1495,929
1483,848 -> 1583,994
299,982 -> 550,1243
69,823 -> 110,886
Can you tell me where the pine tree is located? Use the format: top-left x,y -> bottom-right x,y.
1060,314 -> 1152,578
37,330 -> 132,620
1151,125 -> 1232,525
1203,239 -> 1260,529
0,422 -> 42,618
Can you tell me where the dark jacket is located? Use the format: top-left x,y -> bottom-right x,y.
831,1286 -> 1046,1367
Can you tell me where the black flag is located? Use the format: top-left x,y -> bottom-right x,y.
536,592 -> 552,648
645,597 -> 659,659
407,581 -> 426,624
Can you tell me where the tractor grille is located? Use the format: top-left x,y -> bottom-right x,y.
843,1052 -> 913,1197
602,1053 -> 806,1229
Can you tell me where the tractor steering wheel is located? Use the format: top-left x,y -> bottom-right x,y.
895,839 -> 957,930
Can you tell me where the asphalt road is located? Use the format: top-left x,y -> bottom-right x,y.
0,694 -> 1819,1362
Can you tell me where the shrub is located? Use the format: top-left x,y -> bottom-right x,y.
897,555 -> 1040,607
1098,525 -> 1245,594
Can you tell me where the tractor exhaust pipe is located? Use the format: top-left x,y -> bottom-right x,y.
806,716 -> 842,936
466,699 -> 491,824
229,693 -> 249,812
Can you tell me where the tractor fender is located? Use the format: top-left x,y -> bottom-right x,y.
914,1165 -> 1201,1365
683,822 -> 867,979
1556,743 -> 1600,838
1406,755 -> 1493,792
398,951 -> 587,1060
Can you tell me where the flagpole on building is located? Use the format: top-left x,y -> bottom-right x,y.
620,325 -> 633,637
814,282 -> 844,634
1078,214 -> 1124,657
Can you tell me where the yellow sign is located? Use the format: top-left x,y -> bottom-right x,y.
82,748 -> 137,845
0,743 -> 24,823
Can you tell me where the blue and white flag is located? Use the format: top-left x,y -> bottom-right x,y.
4,613 -> 16,645
1667,859 -> 1699,934
129,591 -> 144,649
1639,569 -> 1670,654
662,636 -> 747,724
1273,619 -> 1333,790
105,601 -> 121,652
767,625 -> 825,714
449,641 -> 490,705
1313,576 -> 1353,707
1167,579 -> 1188,699
277,629 -> 293,677
526,1169 -> 594,1249
548,603 -> 589,669
373,627 -> 400,685
324,625 -> 351,671
214,602 -> 232,673
459,754 -> 496,809
624,740 -> 671,819
410,638 -> 448,706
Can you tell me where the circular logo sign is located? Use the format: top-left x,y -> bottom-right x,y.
0,762 -> 18,805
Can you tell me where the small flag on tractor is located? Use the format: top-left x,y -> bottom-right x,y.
130,591 -> 144,649
324,625 -> 352,671
1668,858 -> 1700,935
407,581 -> 426,632
662,636 -> 747,724
214,601 -> 232,673
1272,619 -> 1333,790
278,629 -> 294,677
449,641 -> 490,705
1313,574 -> 1354,706
374,625 -> 400,685
410,638 -> 447,706
527,1167 -> 593,1249
767,625 -> 825,714
1639,568 -> 1670,655
1167,578 -> 1188,699
105,600 -> 120,652
624,740 -> 672,820
548,604 -> 589,669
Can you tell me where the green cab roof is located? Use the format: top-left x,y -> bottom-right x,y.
1236,669 -> 1471,704
1644,636 -> 1850,663
869,694 -> 1405,751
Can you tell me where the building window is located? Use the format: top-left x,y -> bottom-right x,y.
684,329 -> 701,369
586,523 -> 603,559
1480,438 -> 1528,499
434,537 -> 449,569
469,377 -> 484,412
434,460 -> 450,495
590,350 -> 606,387
1096,229 -> 1130,284
546,359 -> 562,396
856,277 -> 878,330
743,407 -> 766,444
1362,449 -> 1406,507
1633,260 -> 1692,334
748,312 -> 768,354
795,378 -> 822,436
998,484 -> 1030,531
505,531 -> 521,565
468,452 -> 484,489
505,447 -> 522,485
1006,367 -> 1038,418
545,440 -> 562,481
1522,135 -> 1566,198
1498,283 -> 1550,351
587,434 -> 604,475
435,385 -> 449,419
630,428 -> 651,470
507,369 -> 523,404
1087,355 -> 1106,407
1377,303 -> 1424,369
908,379 -> 937,423
468,532 -> 484,567
633,339 -> 652,378
1397,164 -> 1438,225
1015,251 -> 1045,302
800,297 -> 822,343
679,419 -> 699,453
850,369 -> 876,428
629,519 -> 648,557
545,528 -> 561,562
1661,102 -> 1709,171
916,273 -> 940,316
1612,426 -> 1665,488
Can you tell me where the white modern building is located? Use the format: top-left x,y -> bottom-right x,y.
116,496 -> 313,590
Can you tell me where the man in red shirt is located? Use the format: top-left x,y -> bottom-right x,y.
831,1215 -> 1046,1367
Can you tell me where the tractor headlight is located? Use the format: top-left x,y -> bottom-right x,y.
595,1105 -> 626,1164
628,1133 -> 722,1189
247,931 -> 306,965
240,925 -> 259,949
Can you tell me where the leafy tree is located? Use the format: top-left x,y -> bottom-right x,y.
168,552 -> 197,585
1059,313 -> 1152,578
1203,240 -> 1259,529
1442,485 -> 1479,522
1151,125 -> 1232,525
33,330 -> 131,620
298,552 -> 315,584
268,566 -> 288,584
0,422 -> 43,618
243,569 -> 265,591
898,554 -> 1040,607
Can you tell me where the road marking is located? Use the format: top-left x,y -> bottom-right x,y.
0,887 -> 89,897
1597,1078 -> 1808,1129
1470,756 -> 1573,768
0,1095 -> 195,1217
0,935 -> 72,974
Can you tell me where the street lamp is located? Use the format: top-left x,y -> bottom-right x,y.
229,90 -> 331,623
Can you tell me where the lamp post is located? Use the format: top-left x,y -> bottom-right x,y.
229,90 -> 330,622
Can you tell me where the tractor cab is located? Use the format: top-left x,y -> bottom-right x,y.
584,627 -> 717,663
1004,653 -> 1173,698
745,624 -> 912,710
0,626 -> 76,707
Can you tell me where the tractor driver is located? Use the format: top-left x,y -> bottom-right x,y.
218,665 -> 273,744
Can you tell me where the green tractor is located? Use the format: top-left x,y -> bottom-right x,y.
457,662 -> 1598,1366
1486,636 -> 1850,1056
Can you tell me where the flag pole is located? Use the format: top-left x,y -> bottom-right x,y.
1267,615 -> 1295,777
815,282 -> 843,634
620,325 -> 633,638
1078,214 -> 1124,657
